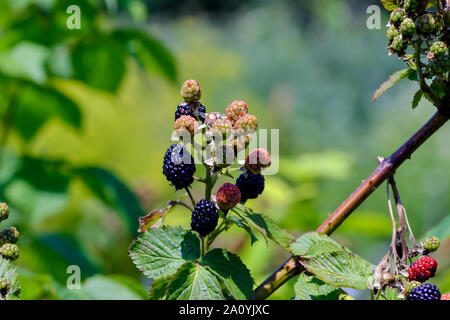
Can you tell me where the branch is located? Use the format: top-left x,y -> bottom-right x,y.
253,110 -> 449,300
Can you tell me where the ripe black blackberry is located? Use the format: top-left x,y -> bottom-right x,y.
175,103 -> 194,121
190,199 -> 219,237
162,144 -> 196,190
407,283 -> 441,300
235,172 -> 265,203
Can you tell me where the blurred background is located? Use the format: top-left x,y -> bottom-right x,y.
0,0 -> 448,300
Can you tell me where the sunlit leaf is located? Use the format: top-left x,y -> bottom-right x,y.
293,273 -> 340,300
372,69 -> 415,102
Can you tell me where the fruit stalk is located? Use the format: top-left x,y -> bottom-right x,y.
253,109 -> 449,300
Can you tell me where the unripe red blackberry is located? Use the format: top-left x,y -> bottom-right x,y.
408,256 -> 438,282
162,144 -> 196,190
235,172 -> 265,203
216,183 -> 241,212
174,115 -> 199,136
0,243 -> 19,261
211,119 -> 233,138
226,100 -> 248,125
0,227 -> 19,245
0,202 -> 9,222
423,237 -> 440,252
400,18 -> 416,36
245,148 -> 272,174
442,293 -> 450,300
405,280 -> 422,295
234,114 -> 258,132
190,199 -> 219,237
0,278 -> 9,290
407,283 -> 441,300
181,79 -> 201,103
415,13 -> 437,33
390,8 -> 406,23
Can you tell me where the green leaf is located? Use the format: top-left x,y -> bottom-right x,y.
129,226 -> 201,280
379,0 -> 399,11
80,275 -> 146,300
421,215 -> 450,241
202,248 -> 254,300
372,69 -> 415,102
412,90 -> 423,109
138,204 -> 174,232
12,83 -> 82,140
0,257 -> 20,300
380,287 -> 402,300
236,206 -> 294,248
226,214 -> 258,245
114,29 -> 177,83
430,82 -> 447,100
71,37 -> 126,92
290,232 -> 342,258
149,277 -> 171,300
293,273 -> 340,300
74,167 -> 145,235
301,251 -> 374,290
166,262 -> 224,300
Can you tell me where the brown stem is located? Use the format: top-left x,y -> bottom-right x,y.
253,110 -> 449,300
388,176 -> 408,268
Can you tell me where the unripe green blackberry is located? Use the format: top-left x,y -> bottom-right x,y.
400,18 -> 416,36
430,41 -> 448,57
0,202 -> 9,222
402,0 -> 419,13
0,243 -> 19,261
0,278 -> 9,290
234,114 -> 258,132
245,148 -> 272,174
390,8 -> 406,23
391,35 -> 407,53
211,119 -> 233,138
226,100 -> 248,125
174,115 -> 199,136
415,13 -> 437,33
0,227 -> 19,245
181,79 -> 201,103
405,280 -> 422,295
387,25 -> 400,41
431,55 -> 450,74
423,237 -> 440,252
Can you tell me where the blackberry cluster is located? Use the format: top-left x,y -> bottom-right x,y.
162,144 -> 196,190
407,283 -> 441,300
236,172 -> 265,203
385,1 -> 449,79
0,203 -> 19,262
190,199 -> 219,237
0,243 -> 19,261
0,227 -> 19,245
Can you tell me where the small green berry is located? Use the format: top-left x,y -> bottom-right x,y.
400,18 -> 416,36
390,8 -> 406,23
0,243 -> 19,261
406,280 -> 422,295
415,13 -> 437,33
0,278 -> 9,290
180,79 -> 202,103
0,202 -> 9,222
387,25 -> 400,41
391,35 -> 407,52
403,0 -> 419,13
423,237 -> 440,252
430,42 -> 448,57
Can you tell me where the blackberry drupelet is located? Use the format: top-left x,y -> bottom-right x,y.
190,199 -> 219,237
162,144 -> 196,190
407,283 -> 441,300
236,172 -> 265,203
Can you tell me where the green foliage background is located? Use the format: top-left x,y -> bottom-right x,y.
0,0 -> 448,299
